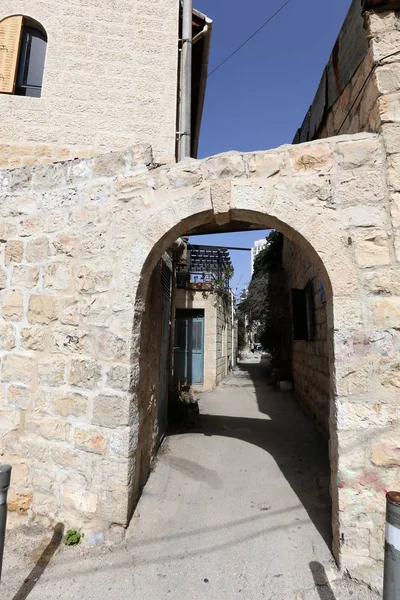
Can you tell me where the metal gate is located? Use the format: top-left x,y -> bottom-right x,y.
174,309 -> 205,386
156,259 -> 172,447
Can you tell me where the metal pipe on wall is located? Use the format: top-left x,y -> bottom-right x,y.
178,0 -> 193,160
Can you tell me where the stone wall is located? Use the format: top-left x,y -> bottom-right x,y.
0,0 -> 179,168
131,261 -> 164,514
282,238 -> 330,434
295,7 -> 400,144
216,297 -> 233,385
0,134 -> 398,586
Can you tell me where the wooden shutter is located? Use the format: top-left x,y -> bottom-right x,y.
0,15 -> 23,94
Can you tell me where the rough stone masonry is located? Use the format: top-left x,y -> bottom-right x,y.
0,131 -> 399,590
1,0 -> 400,592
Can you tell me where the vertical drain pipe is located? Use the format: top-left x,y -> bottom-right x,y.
384,491 -> 400,599
178,0 -> 193,160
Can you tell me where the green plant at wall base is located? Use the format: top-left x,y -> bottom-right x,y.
64,529 -> 84,546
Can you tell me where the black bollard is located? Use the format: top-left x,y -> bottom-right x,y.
383,491 -> 400,599
0,464 -> 12,583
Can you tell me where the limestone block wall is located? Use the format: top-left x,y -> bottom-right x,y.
282,238 -> 330,434
0,0 -> 179,168
216,298 -> 232,385
0,134 -> 398,586
297,7 -> 400,143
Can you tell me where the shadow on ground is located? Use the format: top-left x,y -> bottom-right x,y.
183,357 -> 332,549
11,523 -> 64,600
310,561 -> 336,599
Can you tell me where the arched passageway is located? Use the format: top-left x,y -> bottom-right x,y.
1,133 -> 393,586
132,206 -> 339,558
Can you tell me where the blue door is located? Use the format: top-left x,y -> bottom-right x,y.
174,310 -> 204,386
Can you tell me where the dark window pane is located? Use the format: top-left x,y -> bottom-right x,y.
292,288 -> 308,341
15,25 -> 47,97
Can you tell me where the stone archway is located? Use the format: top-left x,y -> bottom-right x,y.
1,132 -> 392,585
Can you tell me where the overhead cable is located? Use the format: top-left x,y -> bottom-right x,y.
206,0 -> 293,80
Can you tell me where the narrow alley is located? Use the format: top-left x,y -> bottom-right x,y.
4,358 -> 378,600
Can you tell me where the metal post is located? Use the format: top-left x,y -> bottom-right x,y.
0,464 -> 11,583
383,491 -> 400,599
178,0 -> 193,160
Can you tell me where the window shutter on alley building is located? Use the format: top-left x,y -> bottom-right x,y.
0,15 -> 23,94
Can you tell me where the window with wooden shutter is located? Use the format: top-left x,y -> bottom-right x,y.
0,15 -> 47,97
0,15 -> 23,94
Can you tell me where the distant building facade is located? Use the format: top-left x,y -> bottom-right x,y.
251,238 -> 267,274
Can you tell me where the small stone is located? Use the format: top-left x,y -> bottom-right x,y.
372,442 -> 400,467
26,236 -> 49,262
61,298 -> 80,326
74,428 -> 106,454
5,240 -> 23,265
335,137 -> 383,170
28,294 -> 58,324
8,490 -> 33,514
2,289 -> 23,321
290,143 -> 332,172
0,322 -> 16,350
7,384 -> 31,409
81,295 -> 110,326
93,151 -> 126,176
76,263 -> 113,293
92,394 -> 129,428
352,228 -> 391,268
204,153 -> 246,179
69,359 -> 102,389
371,297 -> 400,329
22,326 -> 46,351
2,354 -> 35,384
0,269 -> 6,289
38,359 -> 65,386
27,415 -> 71,441
95,330 -> 128,360
0,409 -> 21,433
61,487 -> 98,515
43,261 -> 72,290
55,393 -> 88,417
11,265 -> 39,288
50,327 -> 90,355
53,232 -> 78,257
107,365 -> 130,391
18,216 -> 42,237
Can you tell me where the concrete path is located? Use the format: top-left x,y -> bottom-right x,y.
3,358 -> 380,599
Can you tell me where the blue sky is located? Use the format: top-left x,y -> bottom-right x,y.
189,0 -> 353,291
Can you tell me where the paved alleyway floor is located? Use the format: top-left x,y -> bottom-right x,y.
2,358 -> 380,599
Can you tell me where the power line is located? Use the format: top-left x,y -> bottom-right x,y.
336,49 -> 400,135
206,0 -> 293,80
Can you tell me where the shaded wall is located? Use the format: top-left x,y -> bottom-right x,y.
216,297 -> 233,385
282,238 -> 330,434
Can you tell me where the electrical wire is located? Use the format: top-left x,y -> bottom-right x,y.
206,0 -> 293,80
336,49 -> 400,135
